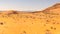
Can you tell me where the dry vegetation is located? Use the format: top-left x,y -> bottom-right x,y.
0,3 -> 60,34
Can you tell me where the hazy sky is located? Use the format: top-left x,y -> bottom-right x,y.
0,0 -> 60,11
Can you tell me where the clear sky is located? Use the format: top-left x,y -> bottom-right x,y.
0,0 -> 60,11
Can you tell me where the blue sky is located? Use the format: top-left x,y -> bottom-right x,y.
0,0 -> 60,11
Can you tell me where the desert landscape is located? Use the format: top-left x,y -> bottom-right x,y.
0,3 -> 60,34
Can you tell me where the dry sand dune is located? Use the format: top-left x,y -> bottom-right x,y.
0,3 -> 60,34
